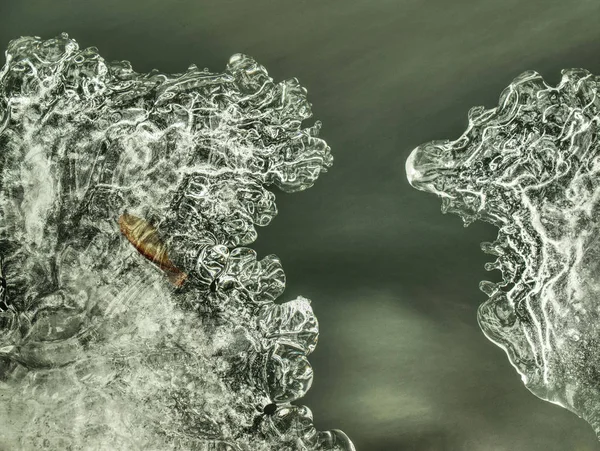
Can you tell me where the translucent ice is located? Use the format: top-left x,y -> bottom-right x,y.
407,69 -> 600,436
0,33 -> 354,450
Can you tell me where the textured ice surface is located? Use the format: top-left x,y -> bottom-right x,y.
406,69 -> 600,436
0,33 -> 354,450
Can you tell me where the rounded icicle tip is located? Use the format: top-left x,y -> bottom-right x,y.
405,140 -> 456,196
405,146 -> 423,188
317,429 -> 357,451
227,53 -> 246,67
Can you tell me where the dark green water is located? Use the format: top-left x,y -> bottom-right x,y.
2,1 -> 600,449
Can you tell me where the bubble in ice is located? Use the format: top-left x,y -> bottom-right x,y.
0,33 -> 354,450
407,68 -> 600,437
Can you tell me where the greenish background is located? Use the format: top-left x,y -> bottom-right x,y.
2,1 -> 600,449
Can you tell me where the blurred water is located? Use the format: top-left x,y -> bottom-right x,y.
2,0 -> 600,449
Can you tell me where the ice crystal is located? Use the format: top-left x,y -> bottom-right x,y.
407,68 -> 600,437
0,33 -> 354,451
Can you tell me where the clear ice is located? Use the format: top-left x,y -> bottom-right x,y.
406,68 -> 600,437
0,33 -> 355,450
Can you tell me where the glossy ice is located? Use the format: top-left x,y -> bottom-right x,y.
407,69 -> 600,437
0,33 -> 354,450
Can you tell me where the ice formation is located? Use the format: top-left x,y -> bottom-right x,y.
407,69 -> 600,437
0,33 -> 354,450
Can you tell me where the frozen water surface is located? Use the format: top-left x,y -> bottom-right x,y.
0,33 -> 354,450
407,68 -> 600,438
